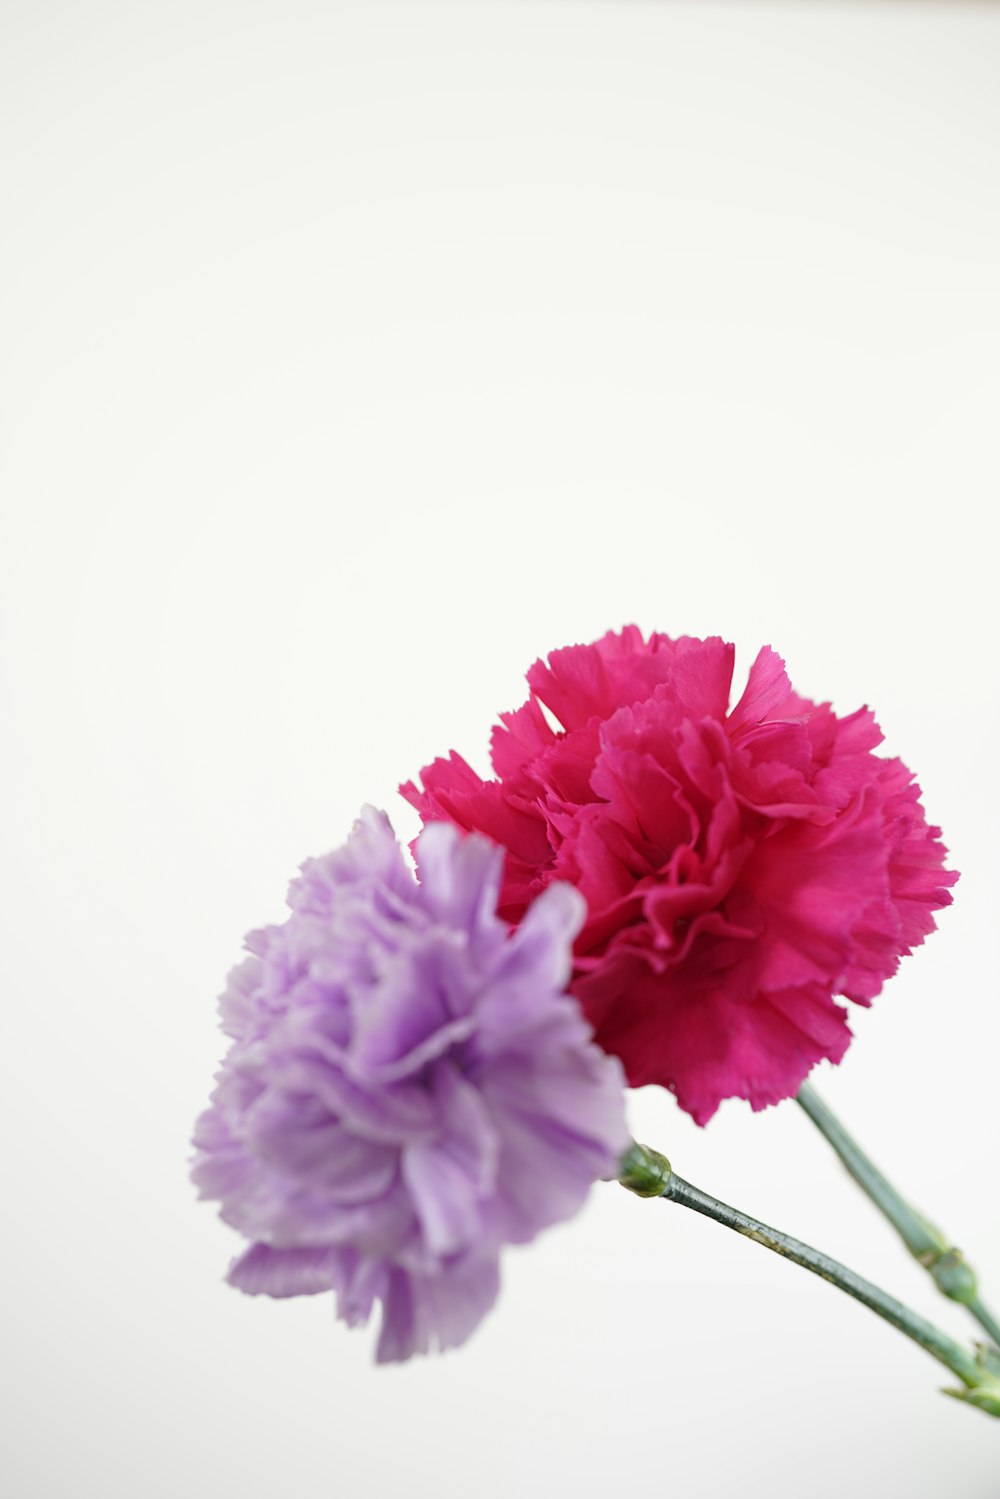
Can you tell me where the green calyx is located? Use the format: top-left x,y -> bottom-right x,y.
618,1141 -> 672,1198
926,1248 -> 979,1305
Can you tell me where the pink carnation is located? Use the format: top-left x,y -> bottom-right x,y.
402,628 -> 957,1125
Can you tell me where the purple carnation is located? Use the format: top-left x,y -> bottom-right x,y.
191,808 -> 629,1362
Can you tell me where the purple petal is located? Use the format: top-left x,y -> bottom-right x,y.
375,1268 -> 423,1363
247,1090 -> 399,1202
226,1243 -> 337,1297
400,1065 -> 498,1256
414,1252 -> 501,1354
415,823 -> 505,945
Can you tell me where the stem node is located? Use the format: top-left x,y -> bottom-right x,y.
796,1082 -> 1000,1347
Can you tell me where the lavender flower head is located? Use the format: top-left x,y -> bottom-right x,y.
191,808 -> 629,1362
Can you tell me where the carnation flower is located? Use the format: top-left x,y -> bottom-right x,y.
191,808 -> 628,1362
402,628 -> 957,1125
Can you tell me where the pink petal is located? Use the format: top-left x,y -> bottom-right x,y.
728,646 -> 794,733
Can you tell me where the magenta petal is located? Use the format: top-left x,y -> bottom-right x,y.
490,696 -> 557,777
663,636 -> 735,721
594,963 -> 852,1125
748,791 -> 890,993
728,645 -> 794,732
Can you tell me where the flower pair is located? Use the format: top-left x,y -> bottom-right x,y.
192,628 -> 955,1360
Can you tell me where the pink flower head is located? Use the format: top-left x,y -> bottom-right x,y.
402,629 -> 957,1125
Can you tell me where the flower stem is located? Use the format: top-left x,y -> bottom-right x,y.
796,1082 -> 1000,1348
618,1142 -> 1000,1417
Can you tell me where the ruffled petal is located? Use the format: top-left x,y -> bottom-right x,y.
728,646 -> 794,733
226,1242 -> 338,1297
589,959 -> 851,1125
744,790 -> 892,994
411,1252 -> 501,1356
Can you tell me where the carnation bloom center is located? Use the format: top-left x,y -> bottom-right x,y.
402,628 -> 957,1124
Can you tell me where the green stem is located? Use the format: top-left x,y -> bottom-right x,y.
619,1142 -> 1000,1417
796,1082 -> 1000,1348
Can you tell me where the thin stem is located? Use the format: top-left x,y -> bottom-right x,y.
618,1142 -> 1000,1417
970,1298 -> 1000,1350
797,1082 -> 1000,1348
667,1174 -> 980,1385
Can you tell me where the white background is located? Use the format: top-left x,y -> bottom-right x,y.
3,2 -> 999,1495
